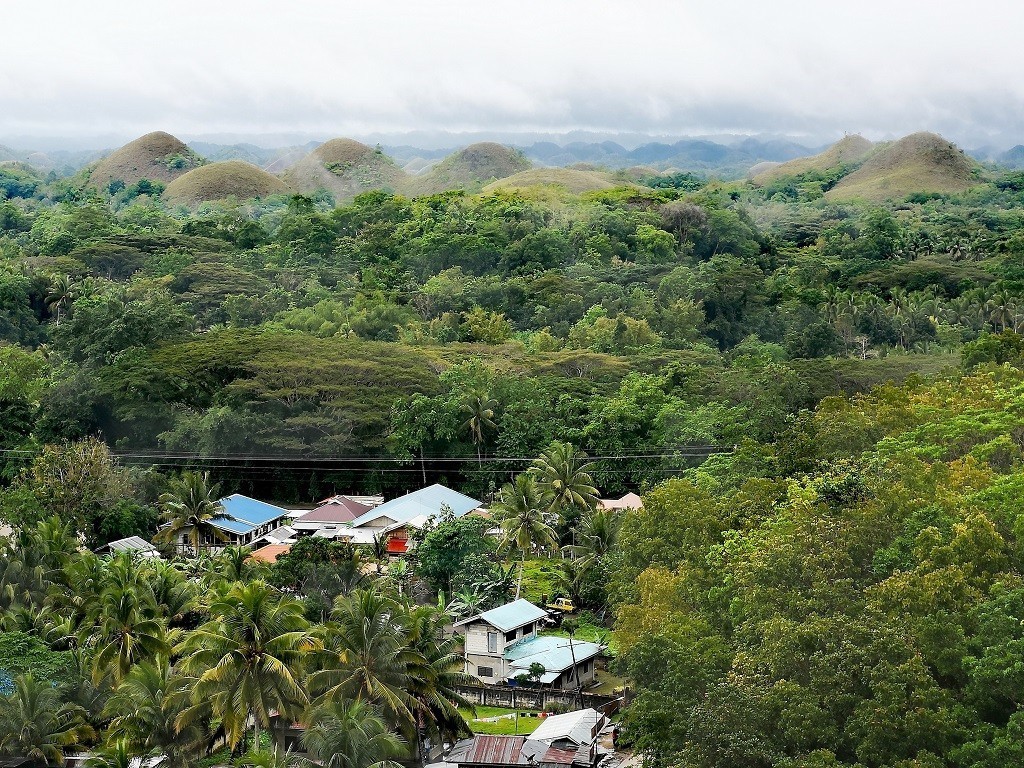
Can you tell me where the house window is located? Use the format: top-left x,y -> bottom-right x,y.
566,668 -> 574,681
506,631 -> 517,643
477,666 -> 494,678
487,632 -> 498,653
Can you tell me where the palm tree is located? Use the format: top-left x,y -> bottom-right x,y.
45,274 -> 75,325
176,580 -> 313,750
404,604 -> 475,746
301,699 -> 405,768
309,590 -> 417,733
237,746 -> 301,768
530,441 -> 599,545
493,474 -> 557,599
87,554 -> 170,684
0,673 -> 94,766
461,392 -> 497,466
83,740 -> 133,768
154,471 -> 234,555
104,659 -> 204,768
571,507 -> 621,562
444,587 -> 486,619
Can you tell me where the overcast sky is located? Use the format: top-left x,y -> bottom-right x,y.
4,0 -> 1024,149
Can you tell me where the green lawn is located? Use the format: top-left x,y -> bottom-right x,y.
460,705 -> 543,735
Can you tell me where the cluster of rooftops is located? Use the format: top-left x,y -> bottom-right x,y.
101,483 -> 642,564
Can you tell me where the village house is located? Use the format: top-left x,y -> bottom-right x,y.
95,535 -> 161,559
348,483 -> 483,553
454,600 -> 603,689
174,494 -> 291,551
597,492 -> 643,511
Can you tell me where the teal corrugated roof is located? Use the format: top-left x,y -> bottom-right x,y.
457,599 -> 548,632
211,494 -> 289,535
349,483 -> 481,528
504,635 -> 603,675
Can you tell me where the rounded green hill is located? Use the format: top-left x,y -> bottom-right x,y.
89,131 -> 203,190
283,138 -> 407,201
824,132 -> 980,202
401,142 -> 531,196
163,160 -> 292,205
752,135 -> 873,184
483,167 -> 620,195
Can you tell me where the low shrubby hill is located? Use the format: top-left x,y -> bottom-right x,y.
483,167 -> 620,195
401,142 -> 531,195
283,138 -> 407,201
752,134 -> 873,183
88,131 -> 203,190
825,131 -> 980,201
163,160 -> 292,205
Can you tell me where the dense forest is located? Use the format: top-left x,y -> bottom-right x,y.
2,134 -> 1024,767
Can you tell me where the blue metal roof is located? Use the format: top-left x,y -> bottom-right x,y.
211,494 -> 289,535
456,599 -> 548,632
504,635 -> 603,677
349,483 -> 481,528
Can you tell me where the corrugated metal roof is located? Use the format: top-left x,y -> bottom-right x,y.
105,535 -> 157,553
505,635 -> 603,675
456,599 -> 549,632
296,498 -> 371,524
211,494 -> 289,535
349,484 -> 480,528
466,735 -> 525,764
530,709 -> 603,747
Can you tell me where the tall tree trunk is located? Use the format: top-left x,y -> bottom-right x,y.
516,549 -> 525,600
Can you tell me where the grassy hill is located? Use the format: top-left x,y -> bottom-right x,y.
825,132 -> 981,202
401,142 -> 531,196
163,160 -> 292,205
282,138 -> 407,201
483,167 -> 620,195
752,135 -> 873,184
88,131 -> 203,190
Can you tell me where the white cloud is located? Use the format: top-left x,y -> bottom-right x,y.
3,0 -> 1024,147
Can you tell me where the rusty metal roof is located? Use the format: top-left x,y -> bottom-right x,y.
465,736 -> 526,764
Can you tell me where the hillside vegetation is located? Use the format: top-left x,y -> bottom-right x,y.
752,134 -> 873,183
164,159 -> 292,205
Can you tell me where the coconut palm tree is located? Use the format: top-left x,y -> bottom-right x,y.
176,580 -> 313,750
0,673 -> 94,766
404,604 -> 475,746
309,590 -> 417,733
104,658 -> 204,768
493,474 -> 557,599
83,740 -> 133,768
301,699 -> 405,768
530,441 -> 599,545
461,392 -> 497,465
86,554 -> 170,685
154,471 -> 234,555
571,507 -> 621,563
45,274 -> 75,325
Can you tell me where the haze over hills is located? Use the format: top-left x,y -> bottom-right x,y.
17,128 -> 1003,206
